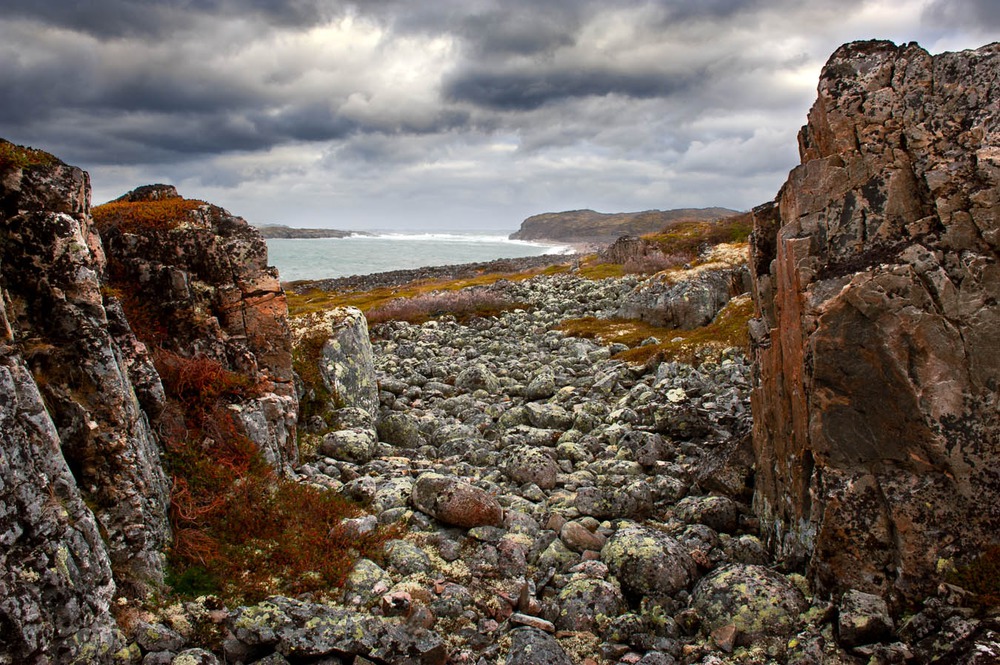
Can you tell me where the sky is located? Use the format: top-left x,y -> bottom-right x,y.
2,1 -> 999,232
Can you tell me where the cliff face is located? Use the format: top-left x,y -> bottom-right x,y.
0,143 -> 160,661
97,185 -> 298,470
0,144 -> 299,662
510,207 -> 739,243
749,41 -> 1000,605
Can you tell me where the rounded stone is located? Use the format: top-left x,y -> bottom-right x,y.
602,522 -> 697,598
560,520 -> 607,553
674,495 -> 740,533
556,577 -> 627,632
410,472 -> 503,528
319,427 -> 377,463
691,563 -> 808,640
504,627 -> 572,665
503,445 -> 560,490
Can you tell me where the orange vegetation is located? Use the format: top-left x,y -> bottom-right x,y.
92,198 -> 206,234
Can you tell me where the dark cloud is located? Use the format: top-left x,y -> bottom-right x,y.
924,0 -> 1000,32
446,68 -> 698,110
3,0 -> 338,38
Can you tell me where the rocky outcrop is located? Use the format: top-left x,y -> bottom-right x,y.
320,307 -> 378,418
749,40 -> 1000,606
97,184 -> 298,470
510,207 -> 739,244
617,243 -> 751,329
0,141 -> 164,661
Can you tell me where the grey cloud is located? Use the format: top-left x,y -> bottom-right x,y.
924,0 -> 1000,31
445,68 -> 699,110
3,0 -> 339,38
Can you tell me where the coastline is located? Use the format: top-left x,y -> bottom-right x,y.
283,250 -> 588,294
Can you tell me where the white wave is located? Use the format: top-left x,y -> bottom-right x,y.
344,232 -> 544,245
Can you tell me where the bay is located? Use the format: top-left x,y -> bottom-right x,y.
265,233 -> 570,282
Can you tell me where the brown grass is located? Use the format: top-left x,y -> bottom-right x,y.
365,289 -> 528,326
92,198 -> 206,234
557,294 -> 754,365
642,216 -> 753,261
287,267 -> 552,319
157,351 -> 393,604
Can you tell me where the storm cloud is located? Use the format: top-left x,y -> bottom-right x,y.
1,0 -> 997,230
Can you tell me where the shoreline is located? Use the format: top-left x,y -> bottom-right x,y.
283,250 -> 591,295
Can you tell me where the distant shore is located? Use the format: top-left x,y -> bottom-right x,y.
283,250 -> 588,294
254,225 -> 369,239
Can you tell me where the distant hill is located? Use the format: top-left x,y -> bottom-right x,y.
509,208 -> 741,244
254,224 -> 366,239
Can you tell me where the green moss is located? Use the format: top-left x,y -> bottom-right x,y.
293,330 -> 334,423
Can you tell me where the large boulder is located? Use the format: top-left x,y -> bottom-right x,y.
410,473 -> 503,528
321,307 -> 378,418
749,41 -> 1000,606
618,262 -> 748,329
691,564 -> 808,642
602,522 -> 698,598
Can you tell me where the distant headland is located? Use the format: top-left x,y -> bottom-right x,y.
253,224 -> 370,239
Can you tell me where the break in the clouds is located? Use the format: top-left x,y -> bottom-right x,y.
1,0 -> 998,230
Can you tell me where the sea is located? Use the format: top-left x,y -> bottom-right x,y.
264,232 -> 571,282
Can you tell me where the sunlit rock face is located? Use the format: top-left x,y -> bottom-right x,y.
749,40 -> 1000,607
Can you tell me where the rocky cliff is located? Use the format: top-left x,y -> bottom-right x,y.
0,145 -> 298,662
510,207 -> 739,244
749,41 -> 1000,607
96,184 -> 298,470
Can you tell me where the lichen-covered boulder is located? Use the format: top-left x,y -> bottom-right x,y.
837,589 -> 895,647
674,495 -> 740,533
575,481 -> 653,520
455,363 -> 500,394
618,262 -> 747,329
319,427 -> 377,464
321,307 -> 378,418
504,627 -> 572,665
376,411 -> 425,448
341,559 -> 392,608
691,564 -> 808,641
556,577 -> 626,632
503,445 -> 560,489
602,522 -> 698,598
411,472 -> 503,528
525,402 -> 574,430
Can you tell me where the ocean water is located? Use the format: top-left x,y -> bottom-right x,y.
265,233 -> 571,282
